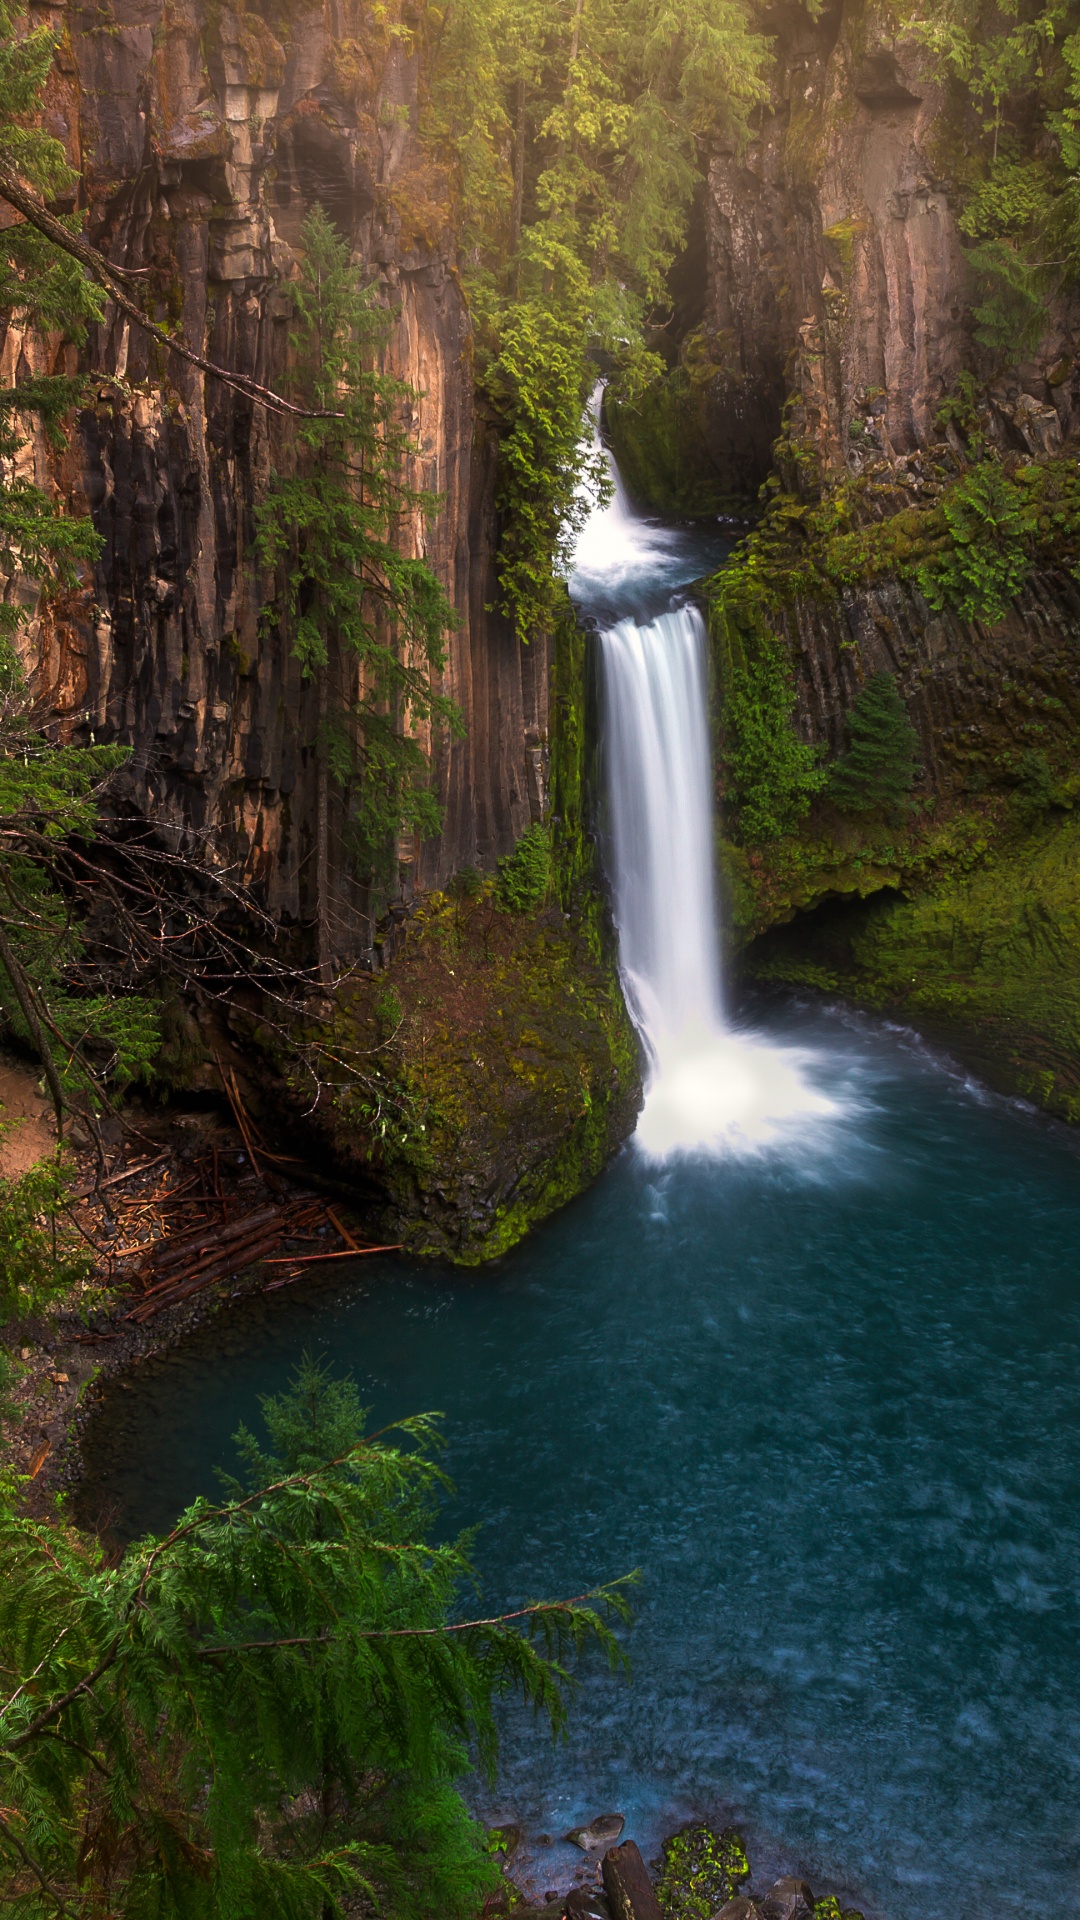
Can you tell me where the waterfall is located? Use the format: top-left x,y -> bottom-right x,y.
601,605 -> 722,1041
570,389 -> 833,1158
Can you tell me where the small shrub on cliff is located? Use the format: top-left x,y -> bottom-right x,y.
917,462 -> 1030,624
496,822 -> 551,912
829,673 -> 920,817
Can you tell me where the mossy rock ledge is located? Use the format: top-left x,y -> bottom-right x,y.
233,890 -> 642,1266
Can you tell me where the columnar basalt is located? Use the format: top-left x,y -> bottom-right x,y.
22,0 -> 549,951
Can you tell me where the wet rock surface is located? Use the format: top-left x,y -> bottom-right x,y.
24,0 -> 549,938
499,1821 -> 866,1920
567,1815 -> 626,1853
601,1841 -> 665,1920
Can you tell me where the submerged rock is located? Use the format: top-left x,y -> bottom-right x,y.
567,1815 -> 626,1852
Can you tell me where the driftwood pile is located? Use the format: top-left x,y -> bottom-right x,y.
71,1128 -> 398,1327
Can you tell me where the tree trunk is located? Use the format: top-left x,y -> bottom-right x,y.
316,660 -> 332,989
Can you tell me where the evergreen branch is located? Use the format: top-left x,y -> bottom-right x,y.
0,1806 -> 69,1912
0,162 -> 344,423
196,1586 -> 635,1654
2,1638 -> 122,1751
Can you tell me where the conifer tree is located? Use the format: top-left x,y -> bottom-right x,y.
829,673 -> 921,816
0,1357 -> 632,1917
255,209 -> 460,982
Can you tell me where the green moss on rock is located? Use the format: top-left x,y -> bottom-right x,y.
605,368 -> 745,519
248,887 -> 641,1265
655,1823 -> 750,1920
750,810 -> 1080,1122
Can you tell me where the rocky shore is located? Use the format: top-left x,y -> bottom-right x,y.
495,1820 -> 865,1920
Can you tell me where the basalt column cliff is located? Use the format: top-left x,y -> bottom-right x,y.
25,0 -> 546,943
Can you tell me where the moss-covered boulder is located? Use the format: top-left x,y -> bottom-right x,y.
655,1823 -> 750,1920
240,888 -> 641,1265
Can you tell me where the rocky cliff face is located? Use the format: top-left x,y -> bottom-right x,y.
702,2 -> 1078,491
683,1 -> 1080,1121
22,0 -> 548,952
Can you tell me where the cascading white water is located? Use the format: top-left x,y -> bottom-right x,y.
570,388 -> 834,1158
602,605 -> 722,1040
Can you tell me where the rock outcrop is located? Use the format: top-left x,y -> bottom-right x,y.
22,0 -> 548,951
701,6 -> 1080,490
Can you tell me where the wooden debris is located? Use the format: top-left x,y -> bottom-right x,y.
68,1128 -> 397,1325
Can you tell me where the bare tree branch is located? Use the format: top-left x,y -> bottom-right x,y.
0,162 -> 343,423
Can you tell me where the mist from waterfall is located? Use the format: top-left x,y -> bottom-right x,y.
569,388 -> 835,1158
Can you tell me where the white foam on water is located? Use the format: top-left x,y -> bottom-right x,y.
570,385 -> 841,1162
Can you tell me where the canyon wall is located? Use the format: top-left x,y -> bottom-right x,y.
20,0 -> 547,957
702,0 -> 1079,496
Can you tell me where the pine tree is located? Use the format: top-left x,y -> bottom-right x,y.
829,673 -> 920,816
0,1357 -> 632,1917
255,208 -> 460,983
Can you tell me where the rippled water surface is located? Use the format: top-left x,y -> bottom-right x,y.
87,1001 -> 1080,1920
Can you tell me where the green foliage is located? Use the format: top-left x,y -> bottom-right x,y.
255,207 -> 461,880
918,463 -> 1030,622
374,982 -> 405,1035
0,6 -> 160,1113
0,1150 -> 90,1321
450,865 -> 484,901
0,1356 -> 633,1915
1011,743 -> 1063,818
912,0 -> 1080,363
710,571 -> 826,842
495,821 -> 551,912
828,673 -> 921,817
425,0 -> 770,635
655,1823 -> 750,1920
0,744 -> 162,1099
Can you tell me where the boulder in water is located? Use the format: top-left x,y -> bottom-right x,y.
710,1901 -> 765,1920
566,1814 -> 625,1852
760,1879 -> 815,1920
566,1889 -> 613,1920
602,1840 -> 664,1920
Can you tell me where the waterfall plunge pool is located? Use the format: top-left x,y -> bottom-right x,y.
82,1001 -> 1080,1920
